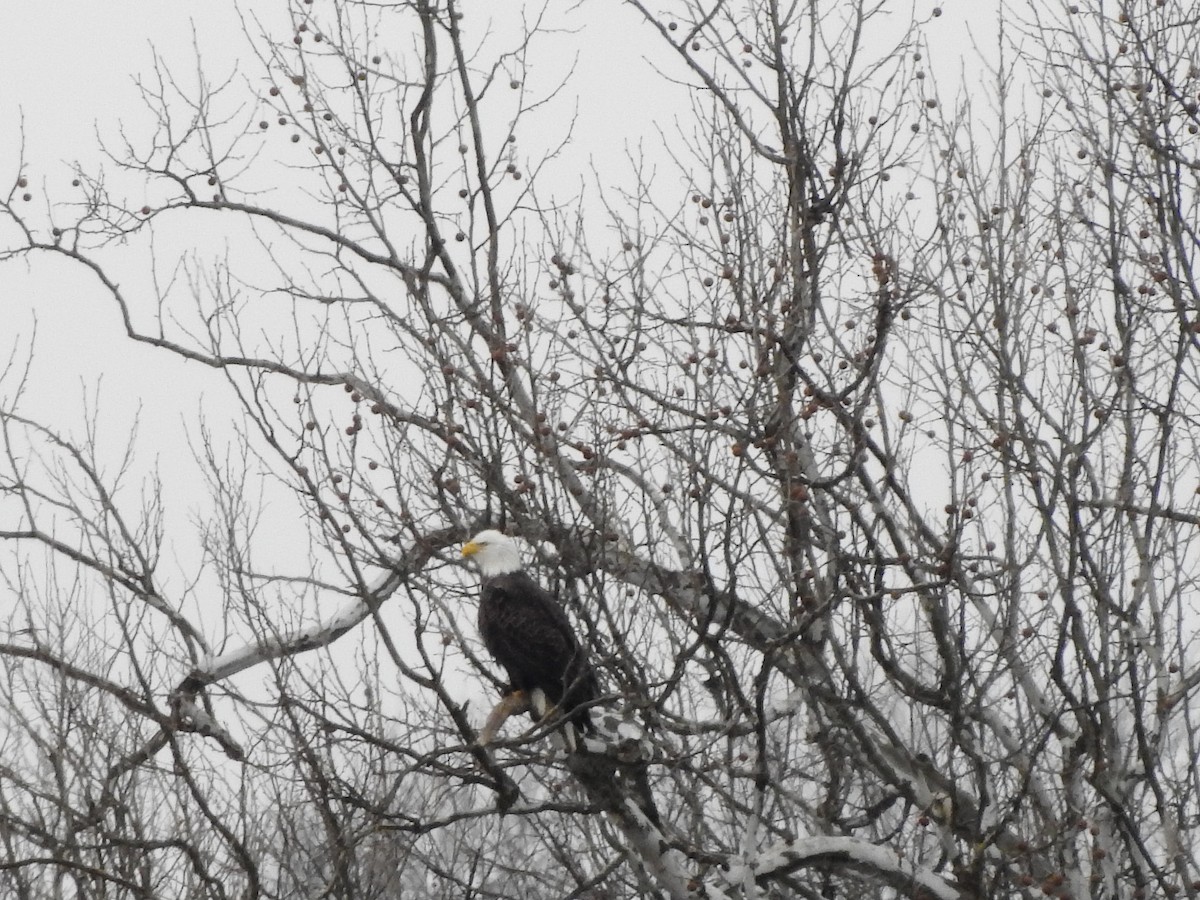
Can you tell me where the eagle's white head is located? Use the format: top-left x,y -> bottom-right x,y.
461,529 -> 523,577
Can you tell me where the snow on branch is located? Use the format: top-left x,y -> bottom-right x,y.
180,525 -> 461,690
725,835 -> 963,899
82,523 -> 465,808
52,524 -> 468,833
564,708 -> 728,899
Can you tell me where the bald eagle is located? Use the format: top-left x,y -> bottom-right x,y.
461,530 -> 598,744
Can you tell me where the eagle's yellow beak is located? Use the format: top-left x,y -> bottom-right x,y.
461,541 -> 481,558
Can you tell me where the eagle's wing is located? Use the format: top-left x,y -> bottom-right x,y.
480,572 -> 597,722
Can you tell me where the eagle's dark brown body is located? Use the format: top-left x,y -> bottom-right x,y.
478,571 -> 598,732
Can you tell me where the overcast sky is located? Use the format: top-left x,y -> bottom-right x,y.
1,1 -> 999,196
0,0 -> 999,663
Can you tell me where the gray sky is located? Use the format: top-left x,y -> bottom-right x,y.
0,0 -> 1000,689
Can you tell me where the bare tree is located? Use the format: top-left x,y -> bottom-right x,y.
2,0 -> 1199,897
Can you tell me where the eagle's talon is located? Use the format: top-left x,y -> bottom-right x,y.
478,690 -> 532,746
